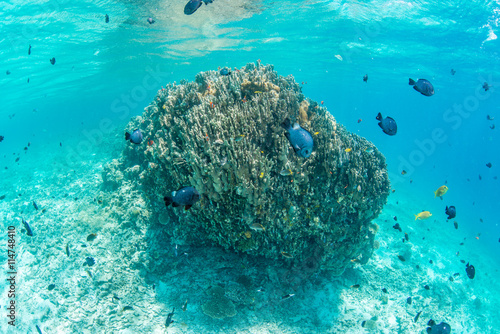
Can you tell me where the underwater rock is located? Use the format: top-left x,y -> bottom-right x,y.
108,62 -> 390,275
201,286 -> 237,319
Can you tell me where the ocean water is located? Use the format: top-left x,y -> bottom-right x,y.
1,0 -> 500,333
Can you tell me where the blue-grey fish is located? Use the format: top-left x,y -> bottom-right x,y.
125,129 -> 143,144
36,325 -> 43,334
50,57 -> 55,65
164,186 -> 200,210
376,112 -> 397,136
409,78 -> 434,96
281,118 -> 313,158
465,262 -> 475,279
22,218 -> 33,236
147,17 -> 155,24
483,82 -> 490,91
445,206 -> 456,219
220,68 -> 231,76
165,307 -> 175,327
33,201 -> 39,210
184,0 -> 213,15
426,320 -> 451,334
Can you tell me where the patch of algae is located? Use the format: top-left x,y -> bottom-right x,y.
106,61 -> 390,276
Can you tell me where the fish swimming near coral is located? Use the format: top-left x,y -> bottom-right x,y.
445,206 -> 456,219
376,112 -> 397,136
281,118 -> 314,158
249,223 -> 265,231
125,129 -> 143,144
409,78 -> 434,96
434,185 -> 448,198
164,186 -> 200,210
465,262 -> 475,279
415,211 -> 432,220
220,67 -> 231,76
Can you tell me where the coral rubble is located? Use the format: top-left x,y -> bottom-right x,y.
104,62 -> 390,276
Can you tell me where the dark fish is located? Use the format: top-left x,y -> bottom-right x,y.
28,44 -> 32,55
453,272 -> 460,277
6,70 -> 11,75
392,223 -> 402,232
50,57 -> 56,65
382,288 -> 388,293
0,135 -> 4,142
454,221 -> 458,229
429,260 -> 433,264
350,284 -> 360,289
48,284 -> 55,291
376,112 -> 397,135
220,68 -> 231,76
445,206 -> 456,219
182,300 -> 188,312
0,195 -> 5,200
406,297 -> 412,304
363,74 -> 368,82
184,0 -> 203,15
33,201 -> 39,210
409,78 -> 434,96
414,310 -> 423,322
281,293 -> 295,300
361,320 -> 366,327
491,124 -> 496,129
123,306 -> 133,311
486,162 -> 492,168
87,233 -> 97,242
393,216 -> 398,221
164,186 -> 200,210
165,307 -> 175,327
105,14 -> 109,23
460,259 -> 465,263
60,142 -> 62,147
448,276 -> 454,282
450,69 -> 456,75
426,321 -> 451,334
424,285 -> 430,290
125,129 -> 143,144
66,243 -> 70,256
479,174 -> 482,180
84,257 -> 95,267
281,118 -> 314,158
483,82 -> 490,91
404,233 -> 409,241
36,325 -> 43,334
465,262 -> 475,279
27,78 -> 30,83
397,255 -> 406,262
22,218 -> 33,236
487,115 -> 494,121
15,157 -> 20,162
147,17 -> 155,24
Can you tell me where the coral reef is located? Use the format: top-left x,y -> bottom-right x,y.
201,286 -> 237,319
106,62 -> 390,276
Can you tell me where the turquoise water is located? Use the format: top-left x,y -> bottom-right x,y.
1,0 -> 500,333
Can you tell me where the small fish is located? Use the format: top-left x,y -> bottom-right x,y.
48,284 -> 55,291
415,211 -> 432,220
22,218 -> 33,236
148,139 -> 154,146
414,310 -> 423,323
448,276 -> 454,282
487,115 -> 494,121
434,185 -> 448,198
313,131 -> 320,135
164,186 -> 200,211
376,112 -> 397,136
491,124 -> 496,129
406,297 -> 412,304
454,221 -> 458,229
397,255 -> 406,262
321,101 -> 324,105
60,142 -> 62,147
429,260 -> 433,264
165,307 -> 175,327
409,78 -> 434,96
393,223 -> 402,232
6,70 -> 11,75
281,251 -> 293,258
36,325 -> 43,334
281,118 -> 314,158
363,74 -> 368,82
105,14 -> 109,23
33,201 -> 39,210
486,162 -> 492,168
254,91 -> 263,94
249,223 -> 265,231
84,257 -> 95,266
382,288 -> 388,293
350,284 -> 360,289
450,69 -> 456,75
125,129 -> 143,144
182,300 -> 188,312
364,147 -> 374,153
259,172 -> 264,178
28,44 -> 32,55
27,78 -> 29,83
357,118 -> 362,123
427,321 -> 452,334
465,262 -> 475,279
404,233 -> 409,241
345,148 -> 352,152
15,157 -> 20,162
147,17 -> 155,24
401,170 -> 407,175
66,243 -> 70,256
0,135 -> 4,142
483,82 -> 490,91
234,134 -> 245,142
281,293 -> 295,300
424,285 -> 430,290
184,0 -> 205,15
50,57 -> 56,65
445,206 -> 456,219
334,54 -> 343,61
280,169 -> 293,176
87,233 -> 97,242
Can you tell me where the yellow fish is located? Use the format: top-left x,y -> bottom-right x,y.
314,132 -> 320,135
259,172 -> 264,178
281,251 -> 293,258
415,211 -> 432,220
345,148 -> 352,152
254,91 -> 263,94
434,185 -> 448,197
